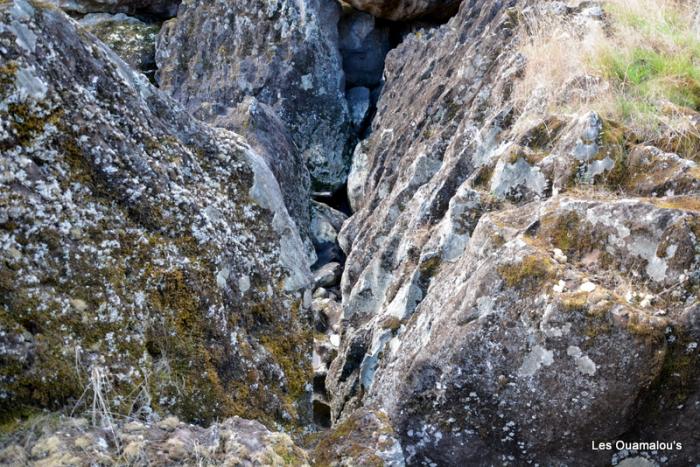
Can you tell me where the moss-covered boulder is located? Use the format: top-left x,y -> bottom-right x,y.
0,0 -> 312,429
79,13 -> 160,81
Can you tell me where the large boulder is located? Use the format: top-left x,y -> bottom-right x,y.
156,0 -> 353,191
79,13 -> 159,80
0,0 -> 312,428
327,0 -> 700,465
345,0 -> 462,21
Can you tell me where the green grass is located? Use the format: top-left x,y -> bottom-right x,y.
593,2 -> 700,134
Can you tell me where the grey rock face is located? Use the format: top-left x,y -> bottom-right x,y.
347,86 -> 371,128
46,0 -> 180,17
156,0 -> 353,191
79,13 -> 159,79
339,8 -> 391,88
346,0 -> 462,21
230,97 -> 313,257
0,0 -> 312,427
327,0 -> 700,464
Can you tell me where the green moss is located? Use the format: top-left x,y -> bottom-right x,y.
380,316 -> 402,332
498,255 -> 556,290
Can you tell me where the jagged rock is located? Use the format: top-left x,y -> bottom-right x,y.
0,415 -> 309,466
327,0 -> 700,464
230,97 -> 314,258
310,409 -> 405,466
79,13 -> 159,79
339,8 -> 391,88
0,0 -> 312,427
156,0 -> 353,190
365,197 -> 699,465
46,0 -> 180,17
310,201 -> 347,265
345,0 -> 461,21
313,262 -> 343,289
346,86 -> 371,128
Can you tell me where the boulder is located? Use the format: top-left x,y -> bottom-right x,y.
0,0 -> 312,427
156,0 -> 353,191
79,13 -> 159,80
327,0 -> 700,464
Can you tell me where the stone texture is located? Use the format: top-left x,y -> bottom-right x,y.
310,409 -> 405,466
0,415 -> 309,466
327,0 -> 700,465
46,0 -> 180,17
0,0 -> 312,428
156,0 -> 353,190
345,0 -> 461,21
339,8 -> 391,88
79,13 -> 159,80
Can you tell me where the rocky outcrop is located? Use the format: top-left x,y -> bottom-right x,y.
0,415 -> 308,466
79,13 -> 159,80
0,0 -> 312,429
155,0 -> 353,191
46,0 -> 180,18
345,0 -> 461,21
310,409 -> 405,466
327,0 -> 700,464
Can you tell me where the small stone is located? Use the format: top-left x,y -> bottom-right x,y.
313,287 -> 330,299
552,248 -> 567,263
329,334 -> 341,347
70,299 -> 88,312
313,262 -> 342,289
7,247 -> 22,261
578,281 -> 596,293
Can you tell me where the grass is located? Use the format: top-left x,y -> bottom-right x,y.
516,0 -> 700,158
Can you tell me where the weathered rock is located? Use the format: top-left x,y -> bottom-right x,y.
230,97 -> 314,257
156,0 -> 353,190
46,0 -> 180,17
79,13 -> 159,79
313,262 -> 343,289
327,0 -> 700,464
347,86 -> 371,128
310,409 -> 405,466
339,8 -> 391,88
310,200 -> 347,266
0,415 -> 309,466
345,0 -> 461,21
0,0 -> 312,428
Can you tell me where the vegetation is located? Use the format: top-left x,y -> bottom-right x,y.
517,0 -> 700,159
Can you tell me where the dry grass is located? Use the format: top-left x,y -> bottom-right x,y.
515,0 -> 700,157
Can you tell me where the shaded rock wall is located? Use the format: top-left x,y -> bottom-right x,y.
0,0 -> 312,428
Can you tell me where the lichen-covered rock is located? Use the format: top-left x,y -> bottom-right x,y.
0,0 -> 312,428
230,96 -> 314,260
365,197 -> 699,465
155,0 -> 353,191
46,0 -> 180,18
327,0 -> 700,464
310,409 -> 405,466
345,0 -> 461,21
0,415 -> 310,466
79,13 -> 159,80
